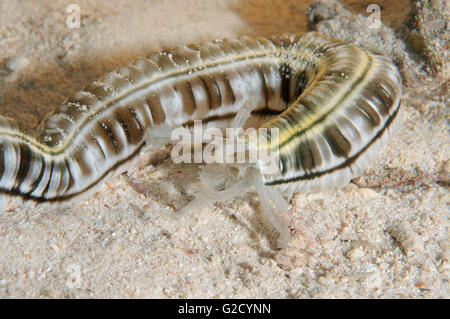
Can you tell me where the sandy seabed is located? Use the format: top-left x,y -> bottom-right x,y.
0,0 -> 448,298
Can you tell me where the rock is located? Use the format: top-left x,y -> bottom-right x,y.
406,0 -> 449,75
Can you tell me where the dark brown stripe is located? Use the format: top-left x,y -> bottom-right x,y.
13,143 -> 32,190
368,80 -> 393,115
115,112 -> 131,143
98,121 -> 118,154
174,81 -> 196,115
357,97 -> 382,127
211,76 -> 222,108
105,120 -> 125,154
279,154 -> 288,175
298,140 -> 315,171
91,123 -> 115,156
309,139 -> 323,168
197,76 -> 212,109
324,124 -> 352,158
279,63 -> 292,105
198,75 -> 221,110
131,103 -> 151,129
64,158 -> 74,193
115,108 -> 144,145
25,154 -> 45,197
127,106 -> 145,133
145,94 -> 166,125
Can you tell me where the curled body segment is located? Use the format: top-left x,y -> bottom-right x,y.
0,32 -> 402,207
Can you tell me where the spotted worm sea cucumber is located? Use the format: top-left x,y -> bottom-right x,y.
0,32 -> 402,244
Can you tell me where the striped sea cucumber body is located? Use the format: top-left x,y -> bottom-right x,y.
0,32 -> 402,208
